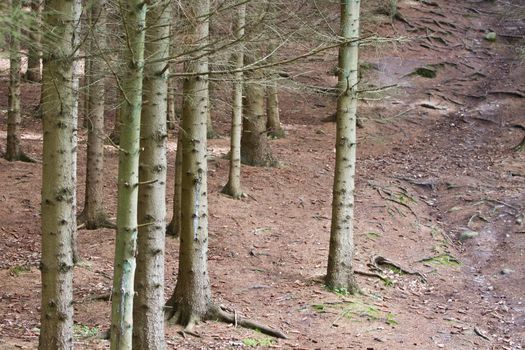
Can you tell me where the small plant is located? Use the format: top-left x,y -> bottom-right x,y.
422,254 -> 461,267
242,337 -> 276,347
312,304 -> 326,312
383,278 -> 395,287
386,312 -> 398,326
367,232 -> 382,240
327,286 -> 351,296
9,265 -> 31,277
73,324 -> 99,338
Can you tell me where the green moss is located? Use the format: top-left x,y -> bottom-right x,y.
242,337 -> 276,347
422,254 -> 461,267
73,324 -> 99,338
9,265 -> 31,277
484,32 -> 497,42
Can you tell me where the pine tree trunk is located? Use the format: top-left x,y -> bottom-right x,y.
110,1 -> 147,349
24,0 -> 41,82
6,0 -> 24,161
166,0 -> 213,326
326,0 -> 361,293
241,60 -> 276,167
167,134 -> 182,237
39,0 -> 76,347
167,77 -> 177,130
222,2 -> 246,199
80,0 -> 109,229
132,0 -> 170,348
266,79 -> 284,139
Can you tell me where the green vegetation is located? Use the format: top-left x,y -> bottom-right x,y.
311,298 -> 399,326
242,337 -> 276,347
422,254 -> 461,267
73,324 -> 99,338
367,231 -> 382,240
484,32 -> 497,42
9,265 -> 31,277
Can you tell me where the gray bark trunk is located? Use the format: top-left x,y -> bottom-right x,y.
39,0 -> 76,347
132,0 -> 170,348
167,133 -> 182,237
222,2 -> 246,198
110,1 -> 147,349
80,0 -> 109,229
6,0 -> 25,161
326,0 -> 361,293
166,0 -> 213,327
241,59 -> 276,167
24,0 -> 41,82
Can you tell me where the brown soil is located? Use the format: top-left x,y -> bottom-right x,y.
1,0 -> 524,349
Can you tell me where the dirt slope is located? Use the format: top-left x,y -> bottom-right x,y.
0,0 -> 524,349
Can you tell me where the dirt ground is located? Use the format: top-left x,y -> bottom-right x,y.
0,0 -> 524,349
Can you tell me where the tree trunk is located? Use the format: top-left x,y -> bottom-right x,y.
222,2 -> 246,198
24,0 -> 41,82
167,77 -> 177,130
166,0 -> 213,327
266,77 -> 284,139
241,60 -> 276,167
6,0 -> 27,162
79,0 -> 110,229
132,0 -> 170,348
326,0 -> 361,293
110,1 -> 147,349
166,133 -> 182,237
39,0 -> 76,347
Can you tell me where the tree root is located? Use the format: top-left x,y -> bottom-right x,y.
165,303 -> 287,340
77,212 -> 116,230
369,255 -> 427,283
210,305 -> 288,339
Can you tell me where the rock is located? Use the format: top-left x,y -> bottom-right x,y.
459,230 -> 479,241
501,268 -> 514,275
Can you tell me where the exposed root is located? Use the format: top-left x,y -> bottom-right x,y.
5,151 -> 37,163
369,255 -> 427,283
354,269 -> 389,282
165,302 -> 287,339
220,183 -> 244,200
166,219 -> 180,238
77,211 -> 116,230
210,305 -> 288,339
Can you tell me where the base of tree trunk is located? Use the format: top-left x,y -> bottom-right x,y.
220,182 -> 243,199
267,127 -> 286,139
207,129 -> 220,139
77,210 -> 116,230
241,153 -> 279,168
325,274 -> 360,295
4,151 -> 36,163
165,302 -> 287,339
166,218 -> 179,238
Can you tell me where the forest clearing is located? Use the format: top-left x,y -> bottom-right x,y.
0,0 -> 524,349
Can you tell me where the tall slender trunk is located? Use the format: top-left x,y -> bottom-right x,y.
167,134 -> 182,237
80,0 -> 110,229
241,58 -> 276,167
166,0 -> 213,326
265,4 -> 284,139
110,1 -> 147,349
132,0 -> 170,348
326,0 -> 361,293
24,0 -> 41,82
222,2 -> 246,198
6,0 -> 27,162
39,0 -> 76,348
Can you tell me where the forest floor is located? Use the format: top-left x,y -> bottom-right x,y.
0,0 -> 524,349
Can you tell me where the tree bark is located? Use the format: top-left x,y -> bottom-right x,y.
222,2 -> 246,199
132,0 -> 170,348
79,0 -> 110,229
326,0 -> 361,293
166,133 -> 182,237
166,0 -> 213,327
24,0 -> 41,82
6,0 -> 28,162
241,59 -> 276,167
110,1 -> 147,349
39,0 -> 76,347
266,77 -> 284,139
